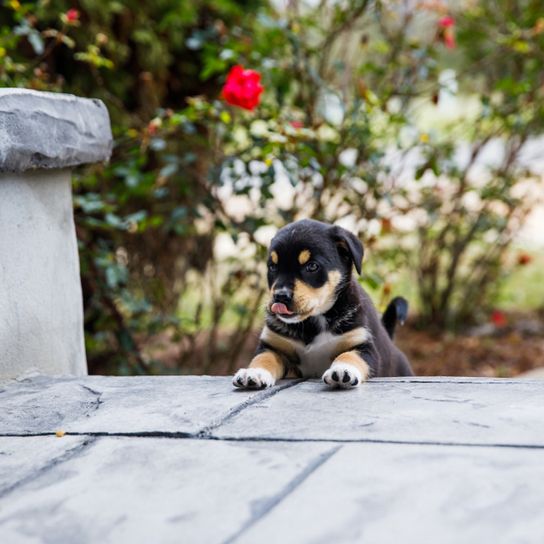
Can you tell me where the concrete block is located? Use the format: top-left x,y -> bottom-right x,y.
0,89 -> 112,378
0,170 -> 86,377
0,88 -> 111,172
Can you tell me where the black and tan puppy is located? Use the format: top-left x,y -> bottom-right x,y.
233,219 -> 413,389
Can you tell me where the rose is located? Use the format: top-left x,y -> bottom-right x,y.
146,118 -> 162,136
64,8 -> 80,25
438,15 -> 456,49
438,15 -> 455,27
221,65 -> 264,111
517,253 -> 532,266
490,310 -> 507,328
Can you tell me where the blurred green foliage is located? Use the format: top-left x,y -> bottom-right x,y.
1,0 -> 544,373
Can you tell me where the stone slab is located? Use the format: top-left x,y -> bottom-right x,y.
0,375 -> 296,435
0,437 -> 333,544
0,88 -> 112,172
216,378 -> 544,446
0,436 -> 87,497
2,376 -> 544,543
3,376 -> 544,447
236,442 -> 544,544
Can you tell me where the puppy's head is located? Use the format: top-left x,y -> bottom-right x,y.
266,219 -> 363,323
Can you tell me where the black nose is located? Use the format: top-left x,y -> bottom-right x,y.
273,290 -> 293,305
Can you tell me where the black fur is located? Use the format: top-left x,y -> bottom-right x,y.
258,219 -> 413,378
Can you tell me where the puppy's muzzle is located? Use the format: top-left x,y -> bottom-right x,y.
273,289 -> 293,305
271,288 -> 295,316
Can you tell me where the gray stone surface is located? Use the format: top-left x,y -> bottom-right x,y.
1,375 -> 543,543
0,436 -> 88,497
216,378 -> 544,446
2,376 -> 543,444
0,375 -> 299,434
237,443 -> 544,544
0,88 -> 112,172
0,437 -> 333,544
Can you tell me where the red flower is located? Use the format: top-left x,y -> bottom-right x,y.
290,120 -> 304,129
65,8 -> 80,23
517,253 -> 533,266
221,65 -> 264,111
490,310 -> 507,328
438,16 -> 455,28
438,15 -> 456,48
146,118 -> 162,136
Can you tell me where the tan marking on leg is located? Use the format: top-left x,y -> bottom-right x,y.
260,326 -> 303,358
298,249 -> 311,265
333,351 -> 370,381
333,327 -> 371,357
270,251 -> 278,264
249,351 -> 285,380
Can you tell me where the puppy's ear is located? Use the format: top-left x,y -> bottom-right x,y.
330,225 -> 364,275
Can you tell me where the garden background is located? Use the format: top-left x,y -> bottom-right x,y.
2,0 -> 544,377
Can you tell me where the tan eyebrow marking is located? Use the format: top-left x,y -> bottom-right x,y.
298,249 -> 311,265
271,251 -> 278,264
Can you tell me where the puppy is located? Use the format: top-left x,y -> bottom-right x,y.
233,219 -> 413,389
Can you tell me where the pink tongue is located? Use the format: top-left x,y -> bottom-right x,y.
271,302 -> 294,315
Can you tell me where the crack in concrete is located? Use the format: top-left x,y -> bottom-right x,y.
411,395 -> 472,404
222,444 -> 342,544
197,378 -> 306,438
370,378 -> 543,385
80,385 -> 104,416
453,419 -> 492,429
0,436 -> 97,500
206,436 -> 544,449
1,432 -> 542,451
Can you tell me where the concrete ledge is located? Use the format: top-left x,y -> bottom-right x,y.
2,376 -> 543,445
1,376 -> 544,543
0,88 -> 112,172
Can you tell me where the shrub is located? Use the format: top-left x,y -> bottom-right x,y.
2,0 -> 543,372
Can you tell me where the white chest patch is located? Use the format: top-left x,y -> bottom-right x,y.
260,325 -> 371,379
295,331 -> 343,378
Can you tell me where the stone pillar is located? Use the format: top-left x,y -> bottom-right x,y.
0,89 -> 112,378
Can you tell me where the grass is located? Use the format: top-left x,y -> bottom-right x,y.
496,248 -> 544,312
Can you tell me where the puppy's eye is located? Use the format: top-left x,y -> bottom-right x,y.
306,261 -> 319,273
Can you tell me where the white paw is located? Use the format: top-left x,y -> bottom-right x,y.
322,363 -> 362,389
233,367 -> 275,389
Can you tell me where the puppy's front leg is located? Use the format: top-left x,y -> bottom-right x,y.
233,351 -> 285,389
322,350 -> 370,389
